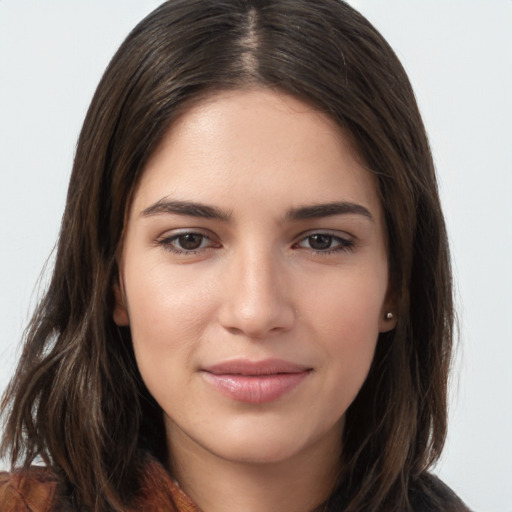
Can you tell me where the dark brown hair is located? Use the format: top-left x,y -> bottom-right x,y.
2,1 -> 458,510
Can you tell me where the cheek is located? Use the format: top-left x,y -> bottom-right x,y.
305,264 -> 386,336
303,266 -> 386,386
124,262 -> 218,374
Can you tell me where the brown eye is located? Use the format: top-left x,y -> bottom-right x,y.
158,231 -> 217,254
296,232 -> 354,253
176,233 -> 204,250
308,234 -> 334,250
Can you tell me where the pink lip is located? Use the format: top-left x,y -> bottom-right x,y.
201,359 -> 312,404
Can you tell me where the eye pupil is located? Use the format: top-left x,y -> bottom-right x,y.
178,233 -> 203,250
309,234 -> 332,250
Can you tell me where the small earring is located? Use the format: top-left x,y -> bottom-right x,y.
385,312 -> 394,320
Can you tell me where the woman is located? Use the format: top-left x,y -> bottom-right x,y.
0,0 -> 470,510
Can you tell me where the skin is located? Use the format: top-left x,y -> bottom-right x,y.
114,88 -> 396,512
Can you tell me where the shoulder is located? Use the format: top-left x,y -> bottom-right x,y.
0,466 -> 59,512
409,472 -> 473,512
135,455 -> 201,512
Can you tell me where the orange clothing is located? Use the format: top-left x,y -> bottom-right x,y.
0,458 -> 201,512
0,458 -> 470,511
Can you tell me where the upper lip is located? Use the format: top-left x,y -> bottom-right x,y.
202,358 -> 312,376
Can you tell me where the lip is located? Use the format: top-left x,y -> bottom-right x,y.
201,358 -> 312,404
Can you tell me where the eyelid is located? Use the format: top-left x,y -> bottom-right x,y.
157,227 -> 213,238
293,228 -> 355,242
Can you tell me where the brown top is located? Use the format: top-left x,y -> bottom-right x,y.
0,458 -> 201,512
1,460 -> 471,511
0,466 -> 58,512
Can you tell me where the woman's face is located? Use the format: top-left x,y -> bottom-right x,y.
115,89 -> 395,468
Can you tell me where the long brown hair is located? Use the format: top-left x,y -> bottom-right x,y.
2,1 -> 456,510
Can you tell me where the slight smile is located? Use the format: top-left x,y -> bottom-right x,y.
201,359 -> 313,404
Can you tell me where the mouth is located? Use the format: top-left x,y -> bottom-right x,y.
201,358 -> 313,404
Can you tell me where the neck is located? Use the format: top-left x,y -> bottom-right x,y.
166,424 -> 341,512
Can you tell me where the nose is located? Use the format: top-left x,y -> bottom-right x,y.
218,247 -> 295,339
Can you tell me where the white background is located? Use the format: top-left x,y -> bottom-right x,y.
0,2 -> 510,511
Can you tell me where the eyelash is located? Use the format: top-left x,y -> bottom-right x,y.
156,231 -> 355,255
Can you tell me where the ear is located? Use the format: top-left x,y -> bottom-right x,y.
379,309 -> 397,333
379,285 -> 397,333
113,276 -> 130,326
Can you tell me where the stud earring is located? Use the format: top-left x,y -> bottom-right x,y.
385,312 -> 394,320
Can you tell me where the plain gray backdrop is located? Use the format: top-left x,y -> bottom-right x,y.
1,2 -> 511,511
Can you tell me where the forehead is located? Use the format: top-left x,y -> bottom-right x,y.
131,88 -> 381,220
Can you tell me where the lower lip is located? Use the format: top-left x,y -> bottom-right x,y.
201,371 -> 310,404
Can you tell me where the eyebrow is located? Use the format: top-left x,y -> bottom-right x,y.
285,202 -> 373,222
141,199 -> 231,220
140,198 -> 372,222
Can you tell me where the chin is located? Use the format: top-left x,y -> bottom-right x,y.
200,415 -> 343,467
212,436 -> 308,465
